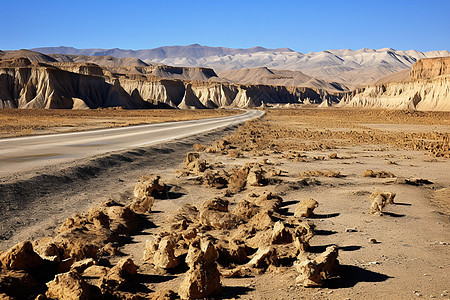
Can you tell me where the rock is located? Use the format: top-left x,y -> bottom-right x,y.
169,204 -> 200,225
46,271 -> 102,300
295,245 -> 339,287
100,258 -> 137,292
202,169 -> 229,189
83,265 -> 109,278
134,175 -> 166,199
0,269 -> 39,299
216,240 -> 251,265
247,166 -> 265,186
199,198 -> 239,230
248,209 -> 274,230
185,152 -> 208,175
152,236 -> 181,269
362,170 -> 395,178
345,228 -> 358,233
179,239 -> 221,299
294,199 -> 319,218
246,246 -> 278,269
130,194 -> 155,214
205,139 -> 230,153
271,221 -> 293,244
252,192 -> 283,212
370,191 -> 396,215
233,200 -> 260,221
0,241 -> 45,271
70,258 -> 95,274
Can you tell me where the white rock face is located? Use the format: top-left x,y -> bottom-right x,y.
340,75 -> 450,111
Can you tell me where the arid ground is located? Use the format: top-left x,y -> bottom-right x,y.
0,108 -> 449,299
0,108 -> 239,138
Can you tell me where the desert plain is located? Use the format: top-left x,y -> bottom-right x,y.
0,107 -> 448,299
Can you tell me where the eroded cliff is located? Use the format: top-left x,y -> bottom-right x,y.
340,57 -> 450,111
0,57 -> 341,109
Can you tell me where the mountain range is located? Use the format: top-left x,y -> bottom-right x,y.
32,44 -> 450,88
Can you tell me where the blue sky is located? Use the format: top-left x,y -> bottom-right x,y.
1,0 -> 449,53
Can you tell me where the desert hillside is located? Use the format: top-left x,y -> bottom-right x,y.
341,57 -> 450,111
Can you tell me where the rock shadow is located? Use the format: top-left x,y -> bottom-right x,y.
315,229 -> 338,236
383,212 -> 406,218
309,213 -> 340,219
326,265 -> 391,289
221,286 -> 254,299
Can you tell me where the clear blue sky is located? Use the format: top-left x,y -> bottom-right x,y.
1,0 -> 449,53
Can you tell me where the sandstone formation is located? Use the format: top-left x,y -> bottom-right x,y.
179,239 -> 222,299
410,57 -> 450,80
295,245 -> 339,287
340,57 -> 450,111
46,271 -> 102,300
0,50 -> 342,109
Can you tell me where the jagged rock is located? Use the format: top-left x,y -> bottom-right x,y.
151,236 -> 181,269
233,200 -> 260,222
362,170 -> 395,178
252,192 -> 283,212
294,198 -> 319,218
0,241 -> 45,271
247,166 -> 265,186
179,239 -> 221,299
248,209 -> 274,230
205,139 -> 230,153
216,240 -> 251,265
202,169 -> 228,189
291,221 -> 315,253
271,221 -> 293,244
184,153 -> 207,175
169,203 -> 200,225
246,246 -> 278,269
295,245 -> 339,287
370,191 -> 396,215
46,271 -> 102,300
134,175 -> 166,199
70,258 -> 95,273
0,269 -> 39,299
199,198 -> 239,230
130,194 -> 155,214
100,258 -> 137,292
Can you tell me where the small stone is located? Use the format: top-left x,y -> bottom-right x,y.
369,238 -> 378,244
345,228 -> 358,232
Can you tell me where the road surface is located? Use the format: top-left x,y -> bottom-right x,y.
0,110 -> 264,177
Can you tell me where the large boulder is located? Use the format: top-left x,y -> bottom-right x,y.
179,239 -> 221,299
46,271 -> 102,300
295,245 -> 339,287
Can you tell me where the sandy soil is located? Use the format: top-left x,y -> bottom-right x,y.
0,108 -> 449,299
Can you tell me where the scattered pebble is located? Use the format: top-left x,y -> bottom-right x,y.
367,261 -> 380,265
346,228 -> 358,232
369,238 -> 379,244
